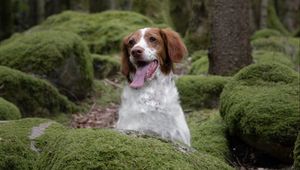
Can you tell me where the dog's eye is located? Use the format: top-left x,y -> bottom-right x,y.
128,39 -> 135,46
149,37 -> 156,42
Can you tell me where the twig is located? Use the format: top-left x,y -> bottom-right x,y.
104,79 -> 122,88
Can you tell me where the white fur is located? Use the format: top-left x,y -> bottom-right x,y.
117,28 -> 191,146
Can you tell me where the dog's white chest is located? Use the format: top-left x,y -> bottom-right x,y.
117,74 -> 191,146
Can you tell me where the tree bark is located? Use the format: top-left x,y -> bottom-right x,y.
0,0 -> 14,40
208,0 -> 252,76
89,0 -> 112,13
259,0 -> 268,29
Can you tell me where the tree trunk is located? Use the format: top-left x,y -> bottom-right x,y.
208,0 -> 252,76
259,0 -> 268,29
0,0 -> 14,40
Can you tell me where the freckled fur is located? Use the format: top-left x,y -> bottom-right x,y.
117,28 -> 190,146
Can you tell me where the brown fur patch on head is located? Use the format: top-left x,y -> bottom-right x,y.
120,35 -> 136,82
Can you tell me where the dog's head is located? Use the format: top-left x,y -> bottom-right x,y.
121,28 -> 187,88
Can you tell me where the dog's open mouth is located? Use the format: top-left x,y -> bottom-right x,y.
130,60 -> 158,88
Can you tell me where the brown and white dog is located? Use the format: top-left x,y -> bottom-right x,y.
116,28 -> 190,146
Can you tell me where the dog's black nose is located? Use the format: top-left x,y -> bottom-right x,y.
131,47 -> 144,58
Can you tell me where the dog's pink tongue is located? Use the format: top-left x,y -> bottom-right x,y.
130,64 -> 150,88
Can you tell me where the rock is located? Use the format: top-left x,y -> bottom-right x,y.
0,31 -> 93,100
176,75 -> 231,110
294,133 -> 300,169
0,118 -> 66,170
220,63 -> 300,163
252,50 -> 294,68
187,110 -> 230,162
92,54 -> 120,79
36,128 -> 233,170
0,66 -> 76,117
30,11 -> 154,54
0,97 -> 21,120
251,36 -> 300,68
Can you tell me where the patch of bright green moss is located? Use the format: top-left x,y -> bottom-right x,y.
30,10 -> 154,54
220,63 -> 300,162
92,54 -> 120,79
36,128 -> 233,170
251,29 -> 282,40
176,75 -> 231,110
187,109 -> 230,162
0,118 -> 65,170
188,50 -> 209,75
253,50 -> 294,68
0,30 -> 93,100
0,97 -> 21,120
0,66 -> 76,117
294,133 -> 300,169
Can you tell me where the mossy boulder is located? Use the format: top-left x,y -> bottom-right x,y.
30,10 -> 154,54
251,37 -> 300,68
92,54 -> 120,79
294,133 -> 300,169
187,110 -> 230,162
0,66 -> 75,117
188,50 -> 209,75
0,97 -> 21,120
176,75 -> 231,110
0,31 -> 93,100
220,63 -> 300,163
251,29 -> 282,40
36,128 -> 233,170
0,118 -> 66,170
253,50 -> 294,68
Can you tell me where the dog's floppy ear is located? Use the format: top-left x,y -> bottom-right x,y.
120,35 -> 135,82
160,28 -> 187,63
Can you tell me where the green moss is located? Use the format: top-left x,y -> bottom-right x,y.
187,110 -> 230,162
253,50 -> 294,68
132,0 -> 173,27
251,29 -> 282,40
188,50 -> 209,75
0,118 -> 66,170
92,54 -> 120,79
0,31 -> 93,100
0,97 -> 21,120
30,10 -> 154,54
294,133 -> 300,169
36,128 -> 233,170
267,1 -> 290,35
176,75 -> 231,110
220,63 -> 300,162
251,37 -> 300,68
0,66 -> 76,117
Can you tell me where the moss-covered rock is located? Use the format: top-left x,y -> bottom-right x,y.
0,31 -> 93,100
253,50 -> 294,68
0,97 -> 21,120
251,37 -> 300,68
187,109 -> 230,162
220,63 -> 300,163
176,75 -> 231,110
251,29 -> 282,40
0,66 -> 75,117
188,50 -> 209,75
30,10 -> 154,54
92,54 -> 120,79
36,128 -> 233,170
0,118 -> 66,170
294,133 -> 300,169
